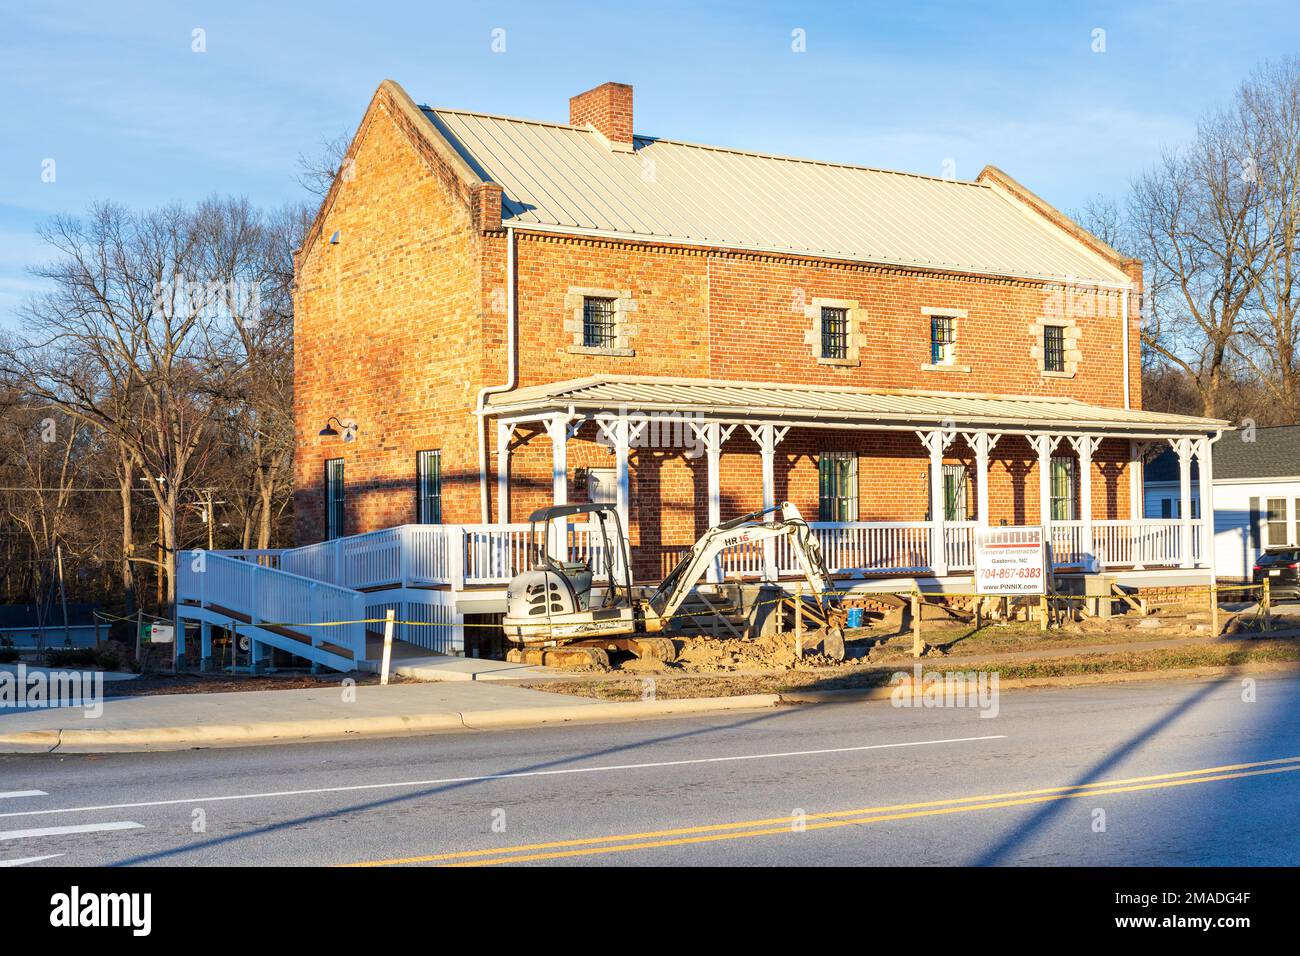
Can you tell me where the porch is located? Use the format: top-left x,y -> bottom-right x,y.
484,376 -> 1224,583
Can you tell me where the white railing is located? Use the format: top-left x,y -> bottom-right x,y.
1093,519 -> 1184,568
177,552 -> 366,663
217,517 -> 1202,597
944,522 -> 977,571
215,549 -> 285,569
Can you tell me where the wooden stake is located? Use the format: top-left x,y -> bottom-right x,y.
1038,594 -> 1048,632
794,584 -> 803,657
1209,582 -> 1219,637
911,591 -> 923,658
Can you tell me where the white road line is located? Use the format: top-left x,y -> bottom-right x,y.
0,854 -> 64,866
0,821 -> 143,841
0,791 -> 47,800
0,734 -> 1007,820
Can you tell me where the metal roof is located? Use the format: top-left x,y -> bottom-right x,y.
425,107 -> 1131,286
485,376 -> 1226,435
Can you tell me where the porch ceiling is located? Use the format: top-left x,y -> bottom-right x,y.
483,375 -> 1227,437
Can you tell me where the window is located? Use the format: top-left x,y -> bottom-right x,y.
1043,325 -> 1066,373
325,458 -> 345,540
930,315 -> 956,365
417,450 -> 442,524
1049,456 -> 1077,521
1267,497 -> 1288,547
818,451 -> 858,521
821,307 -> 848,360
1295,498 -> 1300,545
1161,498 -> 1174,519
582,296 -> 617,349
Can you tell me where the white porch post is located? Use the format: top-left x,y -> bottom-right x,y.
917,429 -> 953,577
1029,434 -> 1059,562
746,423 -> 789,581
1172,437 -> 1194,568
963,431 -> 1001,528
1196,436 -> 1214,569
1069,435 -> 1100,568
495,420 -> 514,525
543,414 -> 570,560
1128,440 -> 1146,520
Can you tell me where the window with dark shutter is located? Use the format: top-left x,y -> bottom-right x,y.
417,450 -> 442,524
325,458 -> 345,540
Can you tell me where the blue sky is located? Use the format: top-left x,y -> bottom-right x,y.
2,0 -> 1297,324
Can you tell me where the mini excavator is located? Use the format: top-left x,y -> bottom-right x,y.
503,501 -> 846,668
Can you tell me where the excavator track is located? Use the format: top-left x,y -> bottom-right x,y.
630,636 -> 678,663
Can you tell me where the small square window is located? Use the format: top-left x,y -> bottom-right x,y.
1044,325 -> 1066,373
821,307 -> 848,359
582,297 -> 617,349
930,315 -> 956,364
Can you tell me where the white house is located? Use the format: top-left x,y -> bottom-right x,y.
1208,426 -> 1300,581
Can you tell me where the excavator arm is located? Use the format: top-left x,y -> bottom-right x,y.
645,502 -> 839,628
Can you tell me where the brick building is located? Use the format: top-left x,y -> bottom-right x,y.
173,79 -> 1229,670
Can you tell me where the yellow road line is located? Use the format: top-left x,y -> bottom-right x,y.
344,754 -> 1300,867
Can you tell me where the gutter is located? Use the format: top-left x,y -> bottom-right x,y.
1122,284 -> 1131,410
475,224 -> 518,522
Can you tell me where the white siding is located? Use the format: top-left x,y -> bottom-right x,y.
1212,479 -> 1300,580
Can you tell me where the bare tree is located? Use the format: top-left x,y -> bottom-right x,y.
1127,116 -> 1261,418
296,129 -> 353,200
1230,58 -> 1300,419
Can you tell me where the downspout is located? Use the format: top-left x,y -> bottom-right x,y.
476,224 -> 518,522
1121,284 -> 1131,410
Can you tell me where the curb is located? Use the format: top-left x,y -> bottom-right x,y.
0,693 -> 779,753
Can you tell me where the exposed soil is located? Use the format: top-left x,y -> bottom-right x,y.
98,670 -> 393,697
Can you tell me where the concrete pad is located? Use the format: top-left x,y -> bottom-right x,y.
391,654 -> 565,682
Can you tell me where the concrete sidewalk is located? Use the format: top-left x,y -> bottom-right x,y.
0,679 -> 776,753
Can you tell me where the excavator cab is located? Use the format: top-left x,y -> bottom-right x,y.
506,503 -> 637,631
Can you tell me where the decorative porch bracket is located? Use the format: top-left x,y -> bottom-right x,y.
689,421 -> 738,583
917,427 -> 958,576
960,431 -> 1001,529
744,423 -> 791,581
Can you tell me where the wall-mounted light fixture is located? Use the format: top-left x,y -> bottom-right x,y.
319,416 -> 358,442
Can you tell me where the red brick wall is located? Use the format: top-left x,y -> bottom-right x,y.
293,91 -> 489,544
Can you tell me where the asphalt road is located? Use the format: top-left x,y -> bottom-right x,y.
1,673 -> 1298,866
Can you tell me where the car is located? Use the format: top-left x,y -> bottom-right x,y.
1252,548 -> 1300,600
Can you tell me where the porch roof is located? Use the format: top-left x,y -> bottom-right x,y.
484,375 -> 1227,437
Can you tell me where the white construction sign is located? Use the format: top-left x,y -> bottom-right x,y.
974,526 -> 1047,595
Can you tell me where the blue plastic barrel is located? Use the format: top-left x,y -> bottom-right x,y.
845,607 -> 864,628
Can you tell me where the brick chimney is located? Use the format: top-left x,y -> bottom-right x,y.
569,82 -> 634,151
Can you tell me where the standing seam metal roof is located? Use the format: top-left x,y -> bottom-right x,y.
425,107 -> 1130,285
485,376 -> 1225,433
